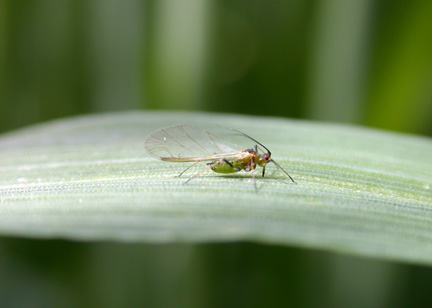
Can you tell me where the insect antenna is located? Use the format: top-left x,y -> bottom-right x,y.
268,159 -> 296,183
228,128 -> 271,155
223,127 -> 296,184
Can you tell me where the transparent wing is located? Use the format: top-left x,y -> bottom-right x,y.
145,124 -> 244,162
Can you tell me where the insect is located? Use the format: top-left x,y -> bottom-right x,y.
144,124 -> 295,190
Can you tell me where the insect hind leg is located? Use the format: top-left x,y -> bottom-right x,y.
207,158 -> 233,168
184,159 -> 225,184
223,159 -> 234,168
178,161 -> 201,177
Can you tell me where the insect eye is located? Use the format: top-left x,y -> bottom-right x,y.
263,153 -> 270,160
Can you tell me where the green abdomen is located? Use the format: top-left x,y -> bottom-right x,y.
211,161 -> 240,174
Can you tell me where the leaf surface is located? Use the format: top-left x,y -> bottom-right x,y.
0,111 -> 431,265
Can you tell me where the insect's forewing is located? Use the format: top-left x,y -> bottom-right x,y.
145,124 -> 242,162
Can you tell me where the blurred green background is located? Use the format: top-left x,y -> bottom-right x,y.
1,0 -> 432,307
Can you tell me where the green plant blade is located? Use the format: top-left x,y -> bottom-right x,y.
0,111 -> 431,265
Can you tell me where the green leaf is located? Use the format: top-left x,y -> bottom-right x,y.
1,111 -> 432,265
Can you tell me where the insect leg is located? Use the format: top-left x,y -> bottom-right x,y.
223,159 -> 234,168
178,161 -> 201,177
268,159 -> 296,183
262,165 -> 266,177
206,159 -> 233,169
184,160 -> 224,184
249,156 -> 258,192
